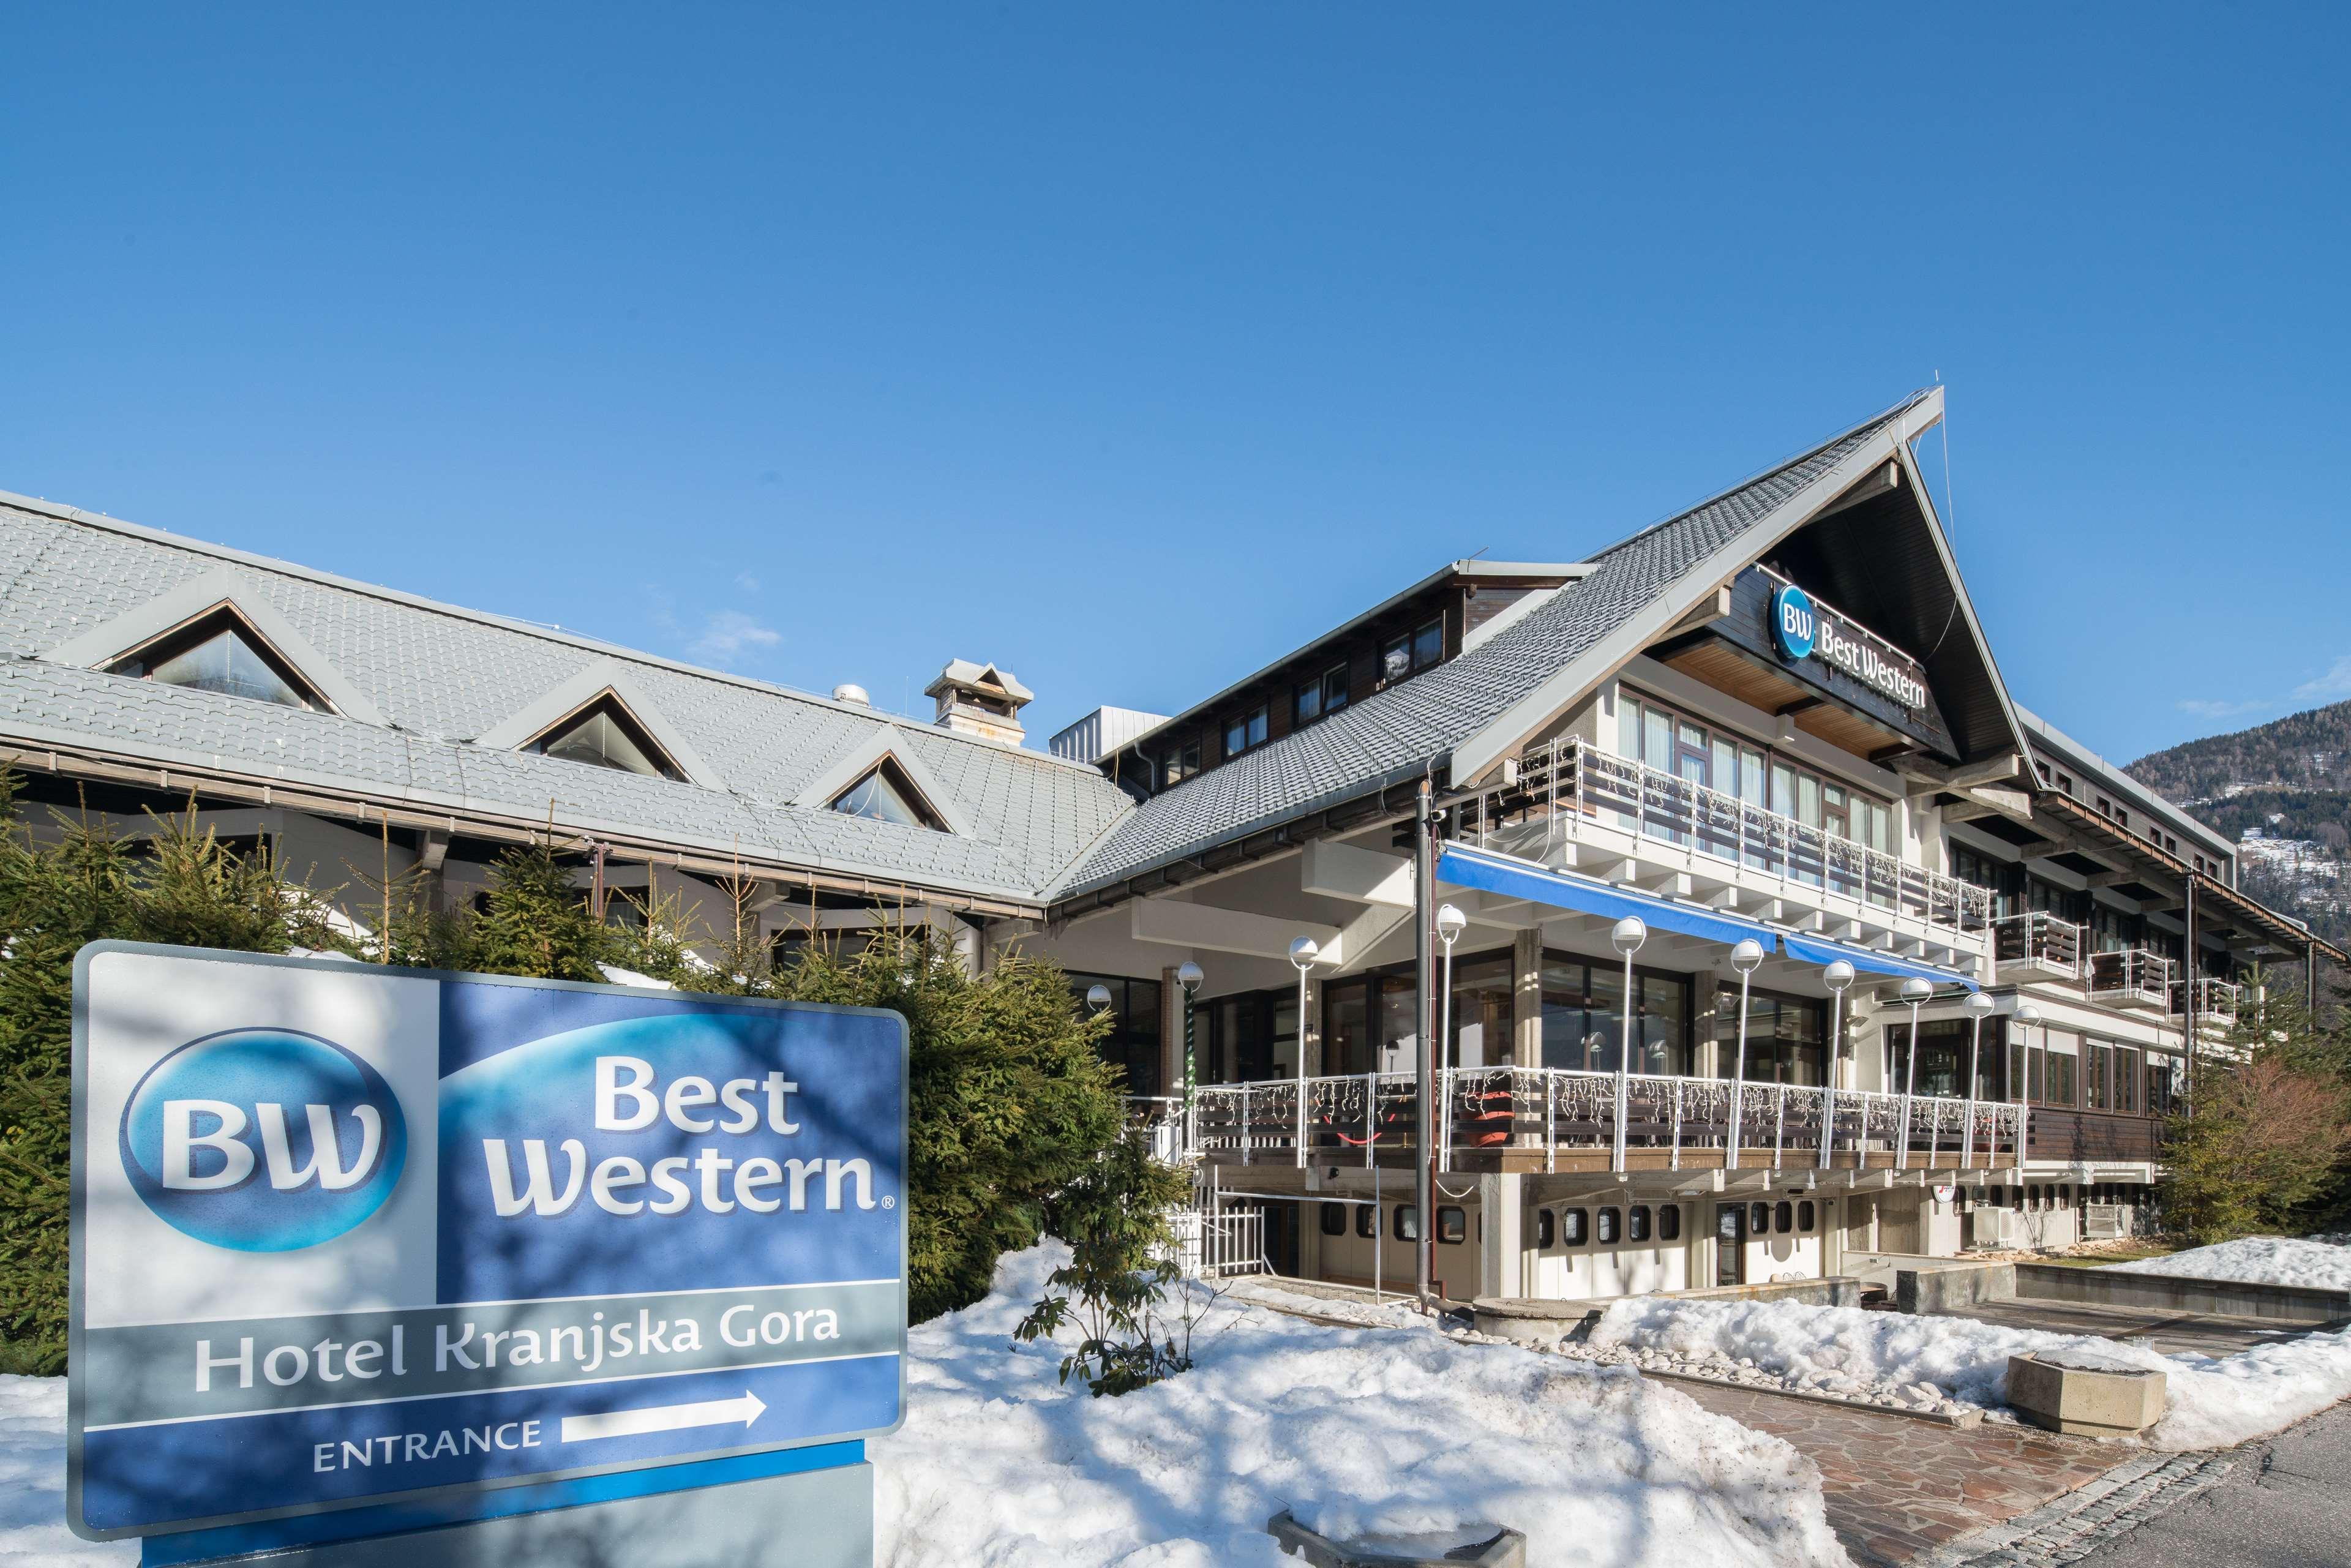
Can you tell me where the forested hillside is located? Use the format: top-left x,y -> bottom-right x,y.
2128,700 -> 2351,802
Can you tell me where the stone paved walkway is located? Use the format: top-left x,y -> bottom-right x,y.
1667,1382 -> 2117,1567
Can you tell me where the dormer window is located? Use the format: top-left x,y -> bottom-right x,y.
1223,705 -> 1269,758
523,695 -> 684,781
829,758 -> 947,831
1380,618 -> 1444,684
107,610 -> 320,711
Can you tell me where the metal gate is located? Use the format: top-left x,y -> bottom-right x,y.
1169,1207 -> 1268,1278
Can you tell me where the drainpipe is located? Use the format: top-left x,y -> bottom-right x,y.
1413,775 -> 1437,1311
2183,877 -> 2198,1113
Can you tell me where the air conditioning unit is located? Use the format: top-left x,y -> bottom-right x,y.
1968,1207 -> 2022,1248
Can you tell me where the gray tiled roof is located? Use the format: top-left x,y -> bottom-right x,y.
1050,396 -> 1927,899
0,500 -> 1131,904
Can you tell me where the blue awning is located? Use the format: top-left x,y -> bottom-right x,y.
1436,845 -> 1777,950
1779,931 -> 1981,991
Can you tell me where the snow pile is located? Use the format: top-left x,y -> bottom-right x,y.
876,1244 -> 1846,1567
1222,1277 -> 1425,1329
1546,1337 -> 1968,1419
1588,1296 -> 2351,1450
0,1377 -> 132,1567
2111,1236 -> 2351,1292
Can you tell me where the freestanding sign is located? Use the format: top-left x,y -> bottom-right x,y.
67,943 -> 905,1553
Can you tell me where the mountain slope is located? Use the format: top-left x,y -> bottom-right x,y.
2128,700 -> 2351,803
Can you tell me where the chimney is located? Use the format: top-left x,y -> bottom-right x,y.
925,659 -> 1033,745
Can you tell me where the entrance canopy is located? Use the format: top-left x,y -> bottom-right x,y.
1436,844 -> 1982,990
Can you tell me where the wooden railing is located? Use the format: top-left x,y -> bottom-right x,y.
1994,911 -> 2083,977
1185,1067 -> 2025,1172
1457,738 -> 1992,935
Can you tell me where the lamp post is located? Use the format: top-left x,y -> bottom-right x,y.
1288,937 -> 1320,1169
1818,960 -> 1854,1169
1896,976 -> 1933,1169
1961,989 -> 1995,1170
1725,938 -> 1765,1171
1610,916 -> 1646,1171
1436,904 -> 1466,1171
1177,961 -> 1204,1151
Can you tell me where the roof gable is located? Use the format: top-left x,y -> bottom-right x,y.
474,658 -> 726,791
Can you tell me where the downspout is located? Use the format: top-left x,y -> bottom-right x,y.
2183,877 -> 2198,1114
1413,773 -> 1437,1312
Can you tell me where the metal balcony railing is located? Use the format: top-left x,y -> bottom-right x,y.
1458,738 -> 1992,935
1993,911 -> 2083,978
2170,975 -> 2241,1024
1182,1067 -> 2026,1172
2087,947 -> 2173,1008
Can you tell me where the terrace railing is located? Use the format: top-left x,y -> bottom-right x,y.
2087,947 -> 2173,1008
1459,738 -> 1991,935
2170,975 -> 2241,1024
1993,911 -> 2083,978
1184,1066 -> 2026,1172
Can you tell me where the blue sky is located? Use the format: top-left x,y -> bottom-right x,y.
4,7 -> 2345,766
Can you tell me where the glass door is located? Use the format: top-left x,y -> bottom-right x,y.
1714,1202 -> 1746,1286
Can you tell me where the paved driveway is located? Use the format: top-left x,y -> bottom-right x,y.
2056,1400 -> 2351,1568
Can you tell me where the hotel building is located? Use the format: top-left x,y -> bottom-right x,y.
1,386 -> 2333,1307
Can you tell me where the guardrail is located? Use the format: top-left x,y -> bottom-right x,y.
1184,1067 -> 2025,1172
2170,975 -> 2241,1024
1993,911 -> 2082,978
2087,947 -> 2172,1008
1458,738 -> 1991,935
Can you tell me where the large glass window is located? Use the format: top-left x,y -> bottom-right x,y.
1446,953 -> 1515,1068
1889,1019 -> 1995,1099
1715,987 -> 1826,1086
1066,973 -> 1165,1100
2041,1038 -> 2079,1108
1539,953 -> 1690,1075
1322,973 -> 1418,1078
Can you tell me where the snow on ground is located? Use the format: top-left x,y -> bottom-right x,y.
1220,1276 -> 1426,1329
0,1378 -> 132,1567
876,1244 -> 1847,1567
2111,1235 -> 2351,1292
1588,1296 -> 2351,1450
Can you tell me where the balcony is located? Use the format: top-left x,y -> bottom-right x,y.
2087,948 -> 2172,1011
1993,911 -> 2083,980
2170,975 -> 2241,1026
1182,1067 -> 2025,1176
1461,738 -> 1991,940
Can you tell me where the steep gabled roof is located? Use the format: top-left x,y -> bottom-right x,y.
1051,391 -> 1971,902
0,492 -> 1130,904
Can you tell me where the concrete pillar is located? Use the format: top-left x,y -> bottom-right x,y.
1512,928 -> 1543,1067
1480,1172 -> 1523,1300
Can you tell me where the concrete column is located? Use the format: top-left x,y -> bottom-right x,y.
1479,1172 -> 1523,1300
1512,928 -> 1543,1067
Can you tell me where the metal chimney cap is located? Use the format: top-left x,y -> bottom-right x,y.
832,683 -> 871,706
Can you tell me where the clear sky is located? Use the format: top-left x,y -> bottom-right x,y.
4,7 -> 2344,767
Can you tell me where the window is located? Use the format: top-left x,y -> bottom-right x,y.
1380,617 -> 1445,683
1749,1202 -> 1770,1235
1798,1201 -> 1816,1231
1627,1206 -> 1651,1242
1320,1203 -> 1348,1237
109,611 -> 318,711
1775,1201 -> 1793,1234
528,697 -> 685,781
1542,953 -> 1693,1075
1294,665 -> 1349,727
1356,1205 -> 1378,1240
1658,1205 -> 1681,1241
1223,705 -> 1269,757
1436,1206 -> 1466,1245
829,758 -> 945,830
1393,1204 -> 1420,1242
1715,986 -> 1827,1086
2028,1185 -> 2042,1209
1065,973 -> 1164,1100
1561,1207 -> 1588,1247
1536,1209 -> 1556,1248
1595,1207 -> 1620,1245
1161,737 -> 1201,786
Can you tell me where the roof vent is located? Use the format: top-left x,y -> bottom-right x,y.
833,683 -> 872,707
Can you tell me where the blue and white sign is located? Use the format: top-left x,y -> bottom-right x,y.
1770,583 -> 1817,662
67,943 -> 907,1542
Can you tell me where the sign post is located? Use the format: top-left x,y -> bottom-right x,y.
69,943 -> 904,1567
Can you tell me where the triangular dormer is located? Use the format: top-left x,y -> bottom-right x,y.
475,660 -> 724,790
40,568 -> 386,724
793,728 -> 971,836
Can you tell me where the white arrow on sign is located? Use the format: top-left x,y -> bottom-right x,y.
560,1390 -> 767,1444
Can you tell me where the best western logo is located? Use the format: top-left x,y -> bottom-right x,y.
120,1029 -> 408,1253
